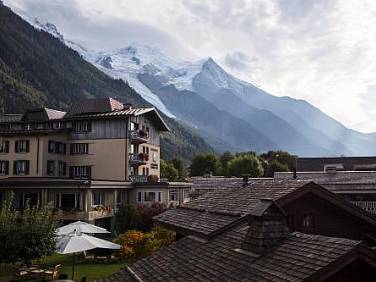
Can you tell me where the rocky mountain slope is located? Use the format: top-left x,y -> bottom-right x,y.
25,13 -> 376,156
0,4 -> 213,161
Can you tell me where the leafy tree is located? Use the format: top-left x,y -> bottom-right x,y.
265,160 -> 290,177
227,154 -> 264,177
115,227 -> 175,259
171,158 -> 186,180
0,193 -> 61,264
115,204 -> 142,234
115,202 -> 167,234
260,151 -> 297,171
161,159 -> 179,181
190,153 -> 222,176
137,202 -> 167,232
219,151 -> 234,176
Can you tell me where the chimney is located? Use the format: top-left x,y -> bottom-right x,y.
123,103 -> 132,109
242,174 -> 249,187
241,199 -> 289,254
293,168 -> 297,179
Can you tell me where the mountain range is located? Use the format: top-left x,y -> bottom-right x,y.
5,2 -> 376,157
0,4 -> 213,161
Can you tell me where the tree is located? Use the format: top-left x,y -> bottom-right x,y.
115,202 -> 167,234
171,158 -> 186,180
160,159 -> 179,181
190,153 -> 222,176
0,193 -> 61,264
219,151 -> 234,176
115,204 -> 142,235
227,154 -> 264,177
260,151 -> 297,171
265,160 -> 290,177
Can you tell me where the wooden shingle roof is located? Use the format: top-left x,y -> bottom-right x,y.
105,223 -> 367,282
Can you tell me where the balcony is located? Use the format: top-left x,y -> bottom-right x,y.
129,130 -> 148,144
129,153 -> 149,166
61,208 -> 114,221
351,201 -> 376,215
129,175 -> 148,183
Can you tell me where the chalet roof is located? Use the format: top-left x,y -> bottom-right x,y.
275,171 -> 376,193
297,156 -> 376,172
105,223 -> 371,282
190,176 -> 245,191
154,180 -> 376,238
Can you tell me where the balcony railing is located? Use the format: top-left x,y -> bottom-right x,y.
129,175 -> 148,183
351,201 -> 376,214
61,208 -> 114,221
129,130 -> 148,143
129,153 -> 149,166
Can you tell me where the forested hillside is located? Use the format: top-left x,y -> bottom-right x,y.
0,4 -> 213,161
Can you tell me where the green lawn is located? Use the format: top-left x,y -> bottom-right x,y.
0,254 -> 128,282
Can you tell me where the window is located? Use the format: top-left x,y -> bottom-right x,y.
74,121 -> 91,133
13,160 -> 29,175
142,146 -> 150,155
69,166 -> 91,179
142,167 -> 149,176
47,160 -> 55,176
169,190 -> 177,202
302,213 -> 315,232
137,191 -> 162,203
151,163 -> 158,169
92,191 -> 105,206
152,151 -> 157,163
0,161 -> 9,175
130,122 -> 138,131
24,193 -> 39,207
58,161 -> 67,176
55,193 -> 80,210
137,191 -> 143,203
70,143 -> 89,155
48,141 -> 66,155
0,141 -> 9,153
15,140 -> 29,153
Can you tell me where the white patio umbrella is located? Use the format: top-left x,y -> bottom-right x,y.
56,230 -> 120,280
56,221 -> 110,236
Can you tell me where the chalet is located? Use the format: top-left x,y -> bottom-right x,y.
155,180 -> 376,243
275,171 -> 376,215
105,187 -> 376,282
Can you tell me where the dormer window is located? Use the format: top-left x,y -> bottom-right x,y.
302,213 -> 315,233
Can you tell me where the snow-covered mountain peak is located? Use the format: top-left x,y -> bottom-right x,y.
34,19 -> 64,41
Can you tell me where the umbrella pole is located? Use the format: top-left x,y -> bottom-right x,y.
72,253 -> 75,280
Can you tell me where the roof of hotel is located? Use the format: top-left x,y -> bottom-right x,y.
105,224 -> 369,282
0,98 -> 169,131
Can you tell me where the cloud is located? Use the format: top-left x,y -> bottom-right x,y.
4,0 -> 376,132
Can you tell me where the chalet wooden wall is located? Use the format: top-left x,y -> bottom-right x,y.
284,193 -> 375,240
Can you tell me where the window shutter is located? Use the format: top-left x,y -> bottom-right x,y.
158,192 -> 162,202
70,144 -> 74,155
26,140 -> 30,152
15,141 -> 19,153
25,160 -> 30,175
63,162 -> 67,176
13,161 -> 17,174
5,141 -> 9,153
5,161 -> 9,175
63,144 -> 66,155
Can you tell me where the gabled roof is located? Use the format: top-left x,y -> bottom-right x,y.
154,180 -> 376,239
105,223 -> 375,282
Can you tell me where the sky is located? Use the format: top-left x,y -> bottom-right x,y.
4,0 -> 376,133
